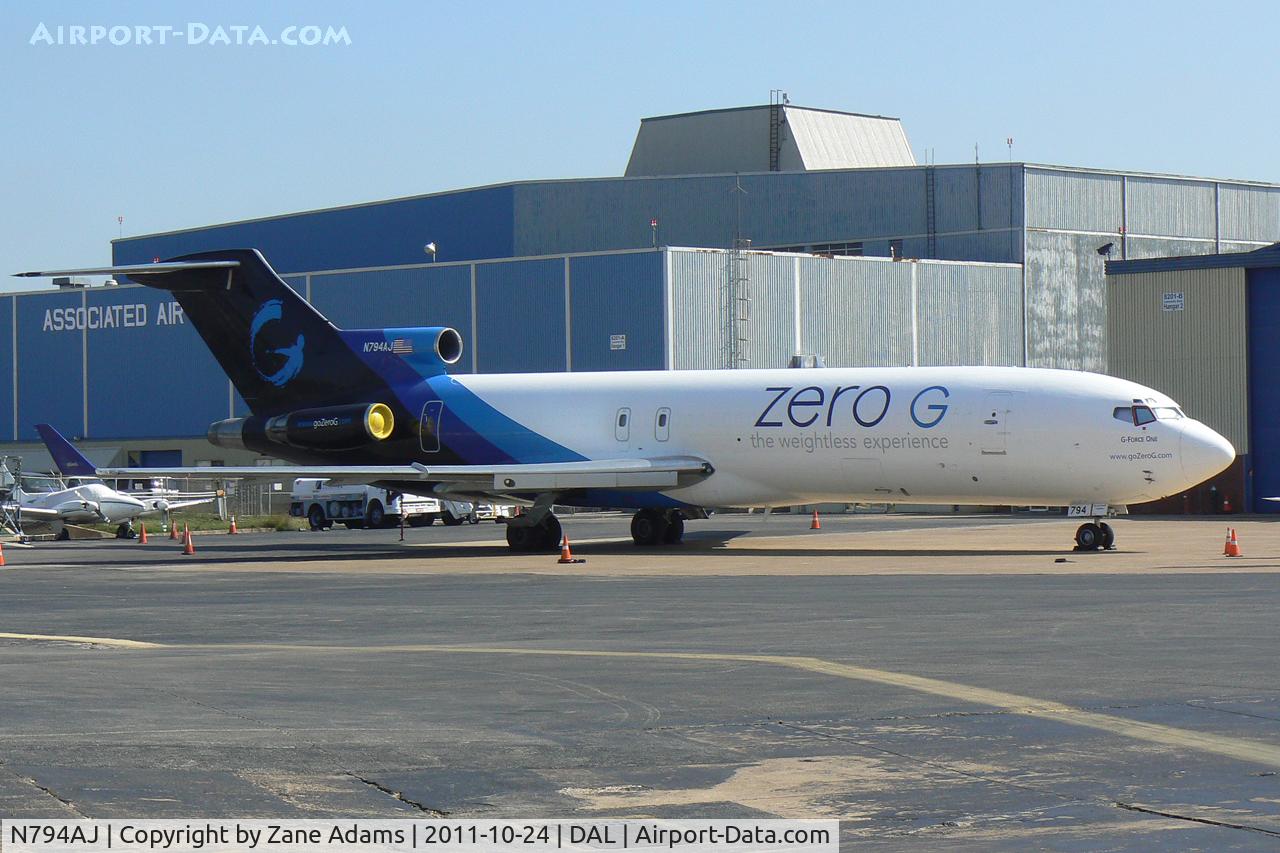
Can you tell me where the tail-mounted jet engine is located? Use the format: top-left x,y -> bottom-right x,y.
207,403 -> 396,452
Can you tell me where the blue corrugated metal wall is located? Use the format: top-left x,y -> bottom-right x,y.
0,297 -> 12,439
85,287 -> 230,439
1248,267 -> 1280,512
568,253 -> 664,371
310,265 -> 472,349
112,186 -> 516,273
15,291 -> 84,441
475,259 -> 565,373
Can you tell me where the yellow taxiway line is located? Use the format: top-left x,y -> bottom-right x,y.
5,633 -> 1278,768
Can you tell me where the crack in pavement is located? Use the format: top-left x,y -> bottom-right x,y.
1115,801 -> 1280,838
0,761 -> 85,818
344,772 -> 449,816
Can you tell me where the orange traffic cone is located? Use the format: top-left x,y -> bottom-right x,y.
182,528 -> 196,556
0,542 -> 7,567
168,521 -> 179,540
1223,527 -> 1232,556
138,523 -> 148,545
1226,528 -> 1242,558
557,535 -> 585,564
228,516 -> 238,535
810,510 -> 821,530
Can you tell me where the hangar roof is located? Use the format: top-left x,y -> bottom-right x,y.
1106,242 -> 1280,275
624,104 -> 916,176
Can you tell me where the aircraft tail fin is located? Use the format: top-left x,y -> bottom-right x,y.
17,250 -> 466,420
34,424 -> 97,476
20,250 -> 412,417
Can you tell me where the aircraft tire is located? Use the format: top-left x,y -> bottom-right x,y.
663,513 -> 685,544
1074,522 -> 1102,551
1099,522 -> 1115,550
506,523 -> 539,551
540,514 -> 562,551
631,509 -> 668,546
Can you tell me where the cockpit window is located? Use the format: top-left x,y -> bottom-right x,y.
1133,405 -> 1157,426
1154,407 -> 1183,420
1113,406 -> 1132,423
20,475 -> 61,493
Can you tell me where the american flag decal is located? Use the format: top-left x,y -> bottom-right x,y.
391,339 -> 414,354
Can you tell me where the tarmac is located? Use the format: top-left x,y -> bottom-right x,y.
1,512 -> 1279,850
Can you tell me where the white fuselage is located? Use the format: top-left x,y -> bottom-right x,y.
447,366 -> 1234,508
17,482 -> 147,525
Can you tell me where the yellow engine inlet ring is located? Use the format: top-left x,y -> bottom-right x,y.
365,403 -> 395,440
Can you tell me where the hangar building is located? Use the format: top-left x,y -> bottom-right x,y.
1106,243 -> 1280,512
5,103 -> 1280,476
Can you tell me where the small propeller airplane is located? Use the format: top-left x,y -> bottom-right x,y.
9,424 -> 216,538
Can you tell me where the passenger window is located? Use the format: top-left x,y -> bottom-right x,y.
1113,407 -> 1132,423
1133,406 -> 1157,426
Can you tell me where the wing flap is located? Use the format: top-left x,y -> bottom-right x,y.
96,457 -> 713,493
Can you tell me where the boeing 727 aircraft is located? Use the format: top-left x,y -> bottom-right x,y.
17,250 -> 1235,551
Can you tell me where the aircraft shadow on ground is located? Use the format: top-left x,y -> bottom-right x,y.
35,530 -> 1090,566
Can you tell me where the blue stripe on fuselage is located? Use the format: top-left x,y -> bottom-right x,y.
340,329 -> 584,465
426,375 -> 585,464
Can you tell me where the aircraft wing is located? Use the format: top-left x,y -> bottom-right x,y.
97,457 -> 714,493
137,495 -> 217,513
12,505 -> 61,520
162,496 -> 217,510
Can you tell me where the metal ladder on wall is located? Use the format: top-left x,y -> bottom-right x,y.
724,238 -> 751,369
925,166 -> 937,259
768,89 -> 786,172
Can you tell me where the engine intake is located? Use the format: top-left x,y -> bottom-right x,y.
435,327 -> 463,365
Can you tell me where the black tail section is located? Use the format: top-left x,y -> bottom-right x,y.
125,249 -> 389,416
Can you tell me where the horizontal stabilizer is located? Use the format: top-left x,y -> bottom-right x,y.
14,261 -> 239,278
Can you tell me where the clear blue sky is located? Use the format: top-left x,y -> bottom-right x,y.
3,0 -> 1277,287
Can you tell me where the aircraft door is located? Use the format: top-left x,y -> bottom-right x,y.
981,392 -> 1011,455
420,401 -> 444,453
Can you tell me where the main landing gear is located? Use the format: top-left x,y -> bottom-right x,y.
505,512 -> 561,552
1074,520 -> 1115,551
630,509 -> 685,546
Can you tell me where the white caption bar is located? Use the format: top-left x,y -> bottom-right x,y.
0,820 -> 839,853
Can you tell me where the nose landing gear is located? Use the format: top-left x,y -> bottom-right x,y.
1074,520 -> 1115,551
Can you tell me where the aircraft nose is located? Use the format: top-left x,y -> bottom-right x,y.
1180,420 -> 1235,484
